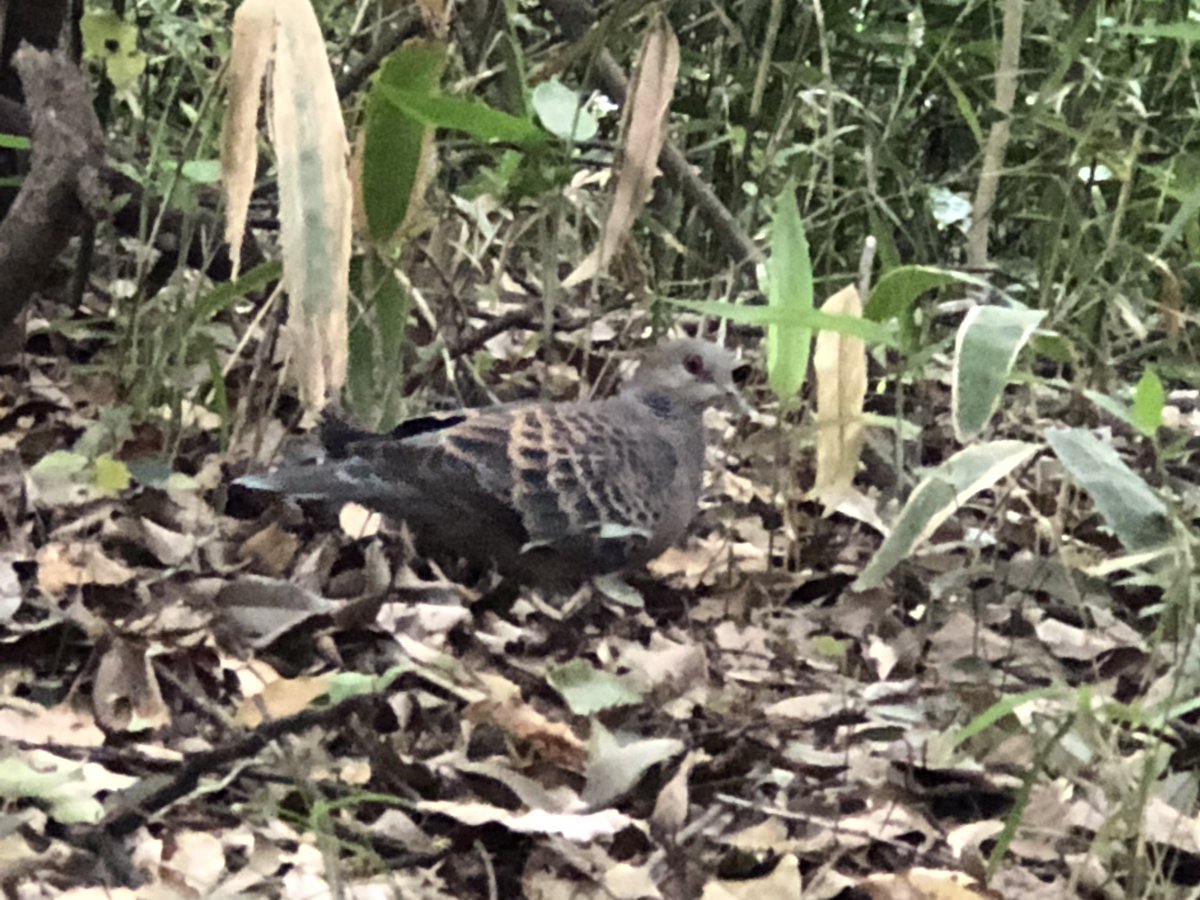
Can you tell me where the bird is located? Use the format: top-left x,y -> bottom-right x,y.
234,338 -> 743,590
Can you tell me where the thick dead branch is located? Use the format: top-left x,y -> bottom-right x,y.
543,0 -> 764,273
0,46 -> 103,329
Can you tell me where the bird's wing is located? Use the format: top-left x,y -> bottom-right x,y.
362,400 -> 680,561
471,402 -> 679,557
248,400 -> 680,573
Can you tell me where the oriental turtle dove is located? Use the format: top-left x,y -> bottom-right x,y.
235,339 -> 741,588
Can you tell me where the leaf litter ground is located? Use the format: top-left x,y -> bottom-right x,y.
0,333 -> 1195,900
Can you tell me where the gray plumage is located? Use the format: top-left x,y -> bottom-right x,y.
235,339 -> 740,587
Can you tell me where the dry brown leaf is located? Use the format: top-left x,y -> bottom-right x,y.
238,521 -> 300,576
1153,258 -> 1183,346
467,673 -> 588,771
861,868 -> 993,900
221,0 -> 275,278
235,673 -> 332,726
0,699 -> 104,747
94,637 -> 170,733
700,853 -> 802,899
651,750 -> 701,835
36,542 -> 135,597
604,863 -> 663,900
160,831 -> 225,896
563,15 -> 679,287
271,0 -> 352,409
415,0 -> 452,36
811,284 -> 866,504
137,518 -> 196,567
416,800 -> 632,841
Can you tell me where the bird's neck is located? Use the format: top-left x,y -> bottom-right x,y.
624,387 -> 701,421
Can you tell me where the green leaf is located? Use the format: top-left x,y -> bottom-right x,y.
531,79 -> 598,141
1045,427 -> 1171,551
546,659 -> 644,716
326,665 -> 407,704
193,260 -> 282,323
32,451 -> 89,478
0,133 -> 30,150
865,266 -> 990,334
953,688 -> 1063,748
855,441 -> 1038,590
362,41 -> 448,241
80,11 -> 146,92
1082,389 -> 1132,426
1130,369 -> 1164,438
1118,23 -> 1200,41
376,83 -> 548,145
669,298 -> 897,346
765,181 -> 812,399
952,306 -> 1046,441
181,158 -> 222,184
93,455 -> 131,495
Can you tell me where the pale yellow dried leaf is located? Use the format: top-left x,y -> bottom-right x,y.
235,673 -> 333,726
416,0 -> 452,38
163,832 -> 226,896
651,750 -> 699,834
811,284 -> 866,501
339,501 -> 382,538
36,541 -> 135,597
0,699 -> 103,747
604,863 -> 663,900
861,868 -> 984,900
563,16 -> 679,287
271,0 -> 352,409
221,0 -> 276,278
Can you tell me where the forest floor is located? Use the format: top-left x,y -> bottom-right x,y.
1,314 -> 1195,900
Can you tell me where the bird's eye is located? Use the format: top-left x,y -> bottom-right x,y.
683,354 -> 704,376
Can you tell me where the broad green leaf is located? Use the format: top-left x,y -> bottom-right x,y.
766,181 -> 812,399
855,441 -> 1038,590
952,306 -> 1046,441
1130,369 -> 1164,437
531,79 -> 598,141
362,41 -> 448,241
864,266 -> 990,347
377,84 -> 547,145
547,659 -> 644,716
1045,428 -> 1171,551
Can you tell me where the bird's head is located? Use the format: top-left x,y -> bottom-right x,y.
624,338 -> 744,413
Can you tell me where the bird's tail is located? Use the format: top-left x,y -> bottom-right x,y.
234,458 -> 391,506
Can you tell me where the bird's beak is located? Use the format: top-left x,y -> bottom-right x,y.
724,384 -> 750,415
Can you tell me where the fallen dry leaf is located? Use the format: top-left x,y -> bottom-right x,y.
36,542 -> 135,597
